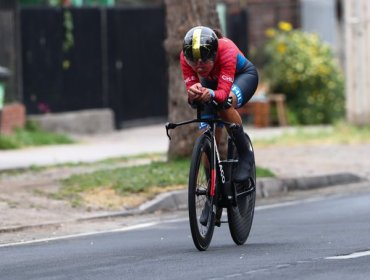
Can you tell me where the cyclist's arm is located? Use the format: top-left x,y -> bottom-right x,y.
180,52 -> 200,90
212,49 -> 237,104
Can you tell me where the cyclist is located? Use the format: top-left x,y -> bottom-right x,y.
180,26 -> 258,183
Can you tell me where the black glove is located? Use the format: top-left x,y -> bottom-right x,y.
211,96 -> 233,109
223,96 -> 233,109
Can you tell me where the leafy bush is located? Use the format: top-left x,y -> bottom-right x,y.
261,22 -> 345,124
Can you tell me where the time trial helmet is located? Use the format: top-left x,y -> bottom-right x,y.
182,26 -> 218,63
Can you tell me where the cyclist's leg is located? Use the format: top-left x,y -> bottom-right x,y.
219,70 -> 258,123
219,71 -> 258,183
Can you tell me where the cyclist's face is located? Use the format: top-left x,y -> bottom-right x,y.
187,59 -> 214,77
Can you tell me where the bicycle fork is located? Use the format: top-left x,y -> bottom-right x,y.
209,123 -> 221,198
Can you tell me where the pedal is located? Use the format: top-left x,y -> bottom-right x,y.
215,220 -> 228,227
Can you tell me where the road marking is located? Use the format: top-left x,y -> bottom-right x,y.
325,250 -> 370,260
0,222 -> 158,248
255,197 -> 325,211
0,197 -> 326,248
0,217 -> 191,248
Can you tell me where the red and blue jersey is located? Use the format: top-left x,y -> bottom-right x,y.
180,37 -> 254,104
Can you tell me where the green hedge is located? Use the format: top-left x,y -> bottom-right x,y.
261,22 -> 345,125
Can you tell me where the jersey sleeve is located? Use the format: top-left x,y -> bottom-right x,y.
213,47 -> 237,104
180,52 -> 199,90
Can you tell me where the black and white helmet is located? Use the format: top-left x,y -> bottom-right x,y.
182,26 -> 218,63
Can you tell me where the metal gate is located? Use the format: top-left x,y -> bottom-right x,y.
21,6 -> 167,127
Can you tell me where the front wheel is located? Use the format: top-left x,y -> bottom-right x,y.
188,134 -> 216,251
227,133 -> 256,245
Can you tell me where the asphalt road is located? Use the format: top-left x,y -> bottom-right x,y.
1,190 -> 370,280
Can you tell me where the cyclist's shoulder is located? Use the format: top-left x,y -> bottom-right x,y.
217,38 -> 242,62
218,38 -> 240,52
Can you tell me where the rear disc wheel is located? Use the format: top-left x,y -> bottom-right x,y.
227,133 -> 256,245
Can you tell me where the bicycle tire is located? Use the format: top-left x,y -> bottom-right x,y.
227,133 -> 256,245
188,134 -> 216,251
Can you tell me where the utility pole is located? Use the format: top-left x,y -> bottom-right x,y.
344,0 -> 370,125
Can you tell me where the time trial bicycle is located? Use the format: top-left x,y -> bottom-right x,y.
165,105 -> 256,251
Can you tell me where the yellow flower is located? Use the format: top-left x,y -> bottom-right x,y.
265,28 -> 277,38
317,64 -> 330,75
62,60 -> 71,70
278,21 -> 293,32
276,42 -> 287,54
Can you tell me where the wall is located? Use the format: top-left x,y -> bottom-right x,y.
245,0 -> 300,50
301,0 -> 339,50
0,103 -> 26,134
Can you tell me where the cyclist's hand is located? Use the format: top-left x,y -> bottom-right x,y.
198,87 -> 212,103
188,83 -> 203,102
188,84 -> 213,103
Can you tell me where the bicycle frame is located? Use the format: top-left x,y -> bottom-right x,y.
165,107 -> 238,199
167,106 -> 257,250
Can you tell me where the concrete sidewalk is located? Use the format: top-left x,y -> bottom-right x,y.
1,124 -> 369,181
0,125 -> 168,170
0,124 -> 337,169
1,124 -> 369,179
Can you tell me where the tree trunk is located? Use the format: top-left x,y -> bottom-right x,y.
0,6 -> 19,102
164,0 -> 223,159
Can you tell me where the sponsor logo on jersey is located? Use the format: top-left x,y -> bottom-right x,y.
221,75 -> 234,83
184,76 -> 197,84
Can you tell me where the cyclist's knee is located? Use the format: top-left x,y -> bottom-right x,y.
219,107 -> 242,124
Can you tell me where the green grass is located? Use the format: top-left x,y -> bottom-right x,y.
256,166 -> 275,177
60,159 -> 190,196
0,165 -> 45,177
0,121 -> 74,150
55,158 -> 275,206
254,122 -> 370,147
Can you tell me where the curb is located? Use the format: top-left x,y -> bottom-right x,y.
132,172 -> 365,214
0,172 -> 365,234
137,172 -> 365,214
0,222 -> 62,234
257,172 -> 364,198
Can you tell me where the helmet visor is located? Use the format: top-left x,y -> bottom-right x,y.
185,57 -> 214,68
183,45 -> 217,63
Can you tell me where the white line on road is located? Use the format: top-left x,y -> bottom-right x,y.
255,197 -> 325,211
0,222 -> 158,248
0,197 -> 326,248
325,250 -> 370,260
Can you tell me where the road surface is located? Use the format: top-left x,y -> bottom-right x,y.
1,190 -> 370,280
